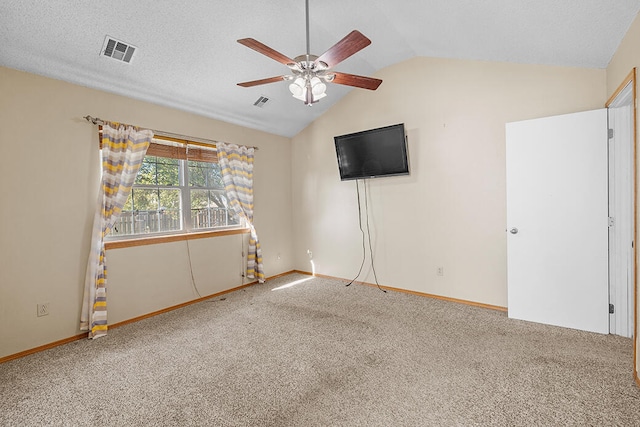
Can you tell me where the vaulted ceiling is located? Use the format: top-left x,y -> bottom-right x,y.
2,0 -> 639,137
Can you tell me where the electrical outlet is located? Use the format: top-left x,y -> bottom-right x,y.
307,249 -> 313,259
437,267 -> 444,277
37,303 -> 50,317
277,253 -> 281,261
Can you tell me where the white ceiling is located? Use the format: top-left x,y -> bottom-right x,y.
2,0 -> 639,137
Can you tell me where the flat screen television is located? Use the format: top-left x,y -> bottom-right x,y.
334,123 -> 409,181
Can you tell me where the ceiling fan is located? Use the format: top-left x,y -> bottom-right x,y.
236,0 -> 382,106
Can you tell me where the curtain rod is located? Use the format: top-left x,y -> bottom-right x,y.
83,115 -> 258,150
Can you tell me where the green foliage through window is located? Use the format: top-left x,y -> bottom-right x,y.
111,153 -> 239,237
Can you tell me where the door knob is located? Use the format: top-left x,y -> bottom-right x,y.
510,227 -> 518,234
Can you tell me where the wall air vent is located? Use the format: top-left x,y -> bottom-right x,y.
101,36 -> 137,64
253,96 -> 270,108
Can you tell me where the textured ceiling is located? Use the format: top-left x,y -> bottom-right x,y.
1,0 -> 639,137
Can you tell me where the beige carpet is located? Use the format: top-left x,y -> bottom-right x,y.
1,273 -> 639,426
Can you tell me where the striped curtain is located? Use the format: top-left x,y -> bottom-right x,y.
81,122 -> 153,339
217,142 -> 265,283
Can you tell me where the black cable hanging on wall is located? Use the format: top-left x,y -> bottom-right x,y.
346,179 -> 386,293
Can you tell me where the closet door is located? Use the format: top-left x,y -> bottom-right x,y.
506,109 -> 609,334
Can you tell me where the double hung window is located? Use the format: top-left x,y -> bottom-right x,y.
110,140 -> 239,238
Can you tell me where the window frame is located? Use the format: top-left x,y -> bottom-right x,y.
105,138 -> 246,245
185,159 -> 235,231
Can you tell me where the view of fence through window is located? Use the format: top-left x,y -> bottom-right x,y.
110,153 -> 239,237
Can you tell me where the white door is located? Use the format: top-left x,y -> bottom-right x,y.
506,109 -> 609,334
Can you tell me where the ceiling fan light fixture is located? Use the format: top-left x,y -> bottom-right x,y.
310,76 -> 327,97
289,77 -> 306,97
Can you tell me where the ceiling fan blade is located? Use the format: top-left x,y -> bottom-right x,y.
315,30 -> 371,68
331,72 -> 382,90
237,38 -> 295,66
237,76 -> 287,87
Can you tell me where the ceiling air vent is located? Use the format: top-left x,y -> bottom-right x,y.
253,96 -> 270,108
101,36 -> 136,64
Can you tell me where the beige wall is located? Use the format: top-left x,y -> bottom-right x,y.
607,12 -> 640,381
0,50 -> 628,361
0,66 -> 293,359
292,57 -> 606,308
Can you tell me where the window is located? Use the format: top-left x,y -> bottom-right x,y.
110,140 -> 240,238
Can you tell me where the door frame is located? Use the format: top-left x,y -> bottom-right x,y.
606,68 -> 638,385
607,77 -> 635,337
